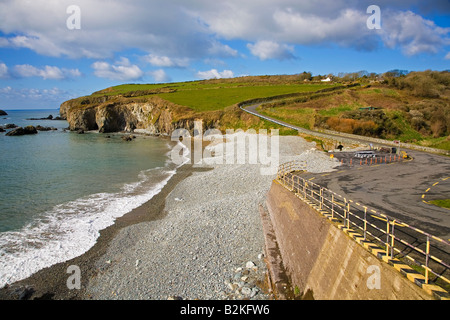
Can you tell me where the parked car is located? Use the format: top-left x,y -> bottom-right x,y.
354,151 -> 376,158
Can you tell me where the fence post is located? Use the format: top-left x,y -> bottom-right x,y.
391,220 -> 395,259
347,201 -> 351,228
425,236 -> 430,284
320,188 -> 323,210
331,194 -> 335,219
344,198 -> 347,227
364,207 -> 367,240
386,217 -> 390,258
303,180 -> 308,200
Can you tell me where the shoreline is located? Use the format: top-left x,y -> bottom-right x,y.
0,133 -> 340,300
0,160 -> 202,300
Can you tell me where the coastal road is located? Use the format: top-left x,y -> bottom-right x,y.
241,103 -> 450,239
242,100 -> 450,282
242,103 -> 398,148
298,150 -> 450,240
296,150 -> 450,281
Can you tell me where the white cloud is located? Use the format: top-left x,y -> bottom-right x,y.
445,52 -> 450,60
207,40 -> 238,57
92,57 -> 143,81
0,0 -> 447,62
148,69 -> 171,83
380,10 -> 450,56
0,62 -> 8,78
247,40 -> 295,60
12,64 -> 81,80
196,69 -> 234,80
144,54 -> 189,68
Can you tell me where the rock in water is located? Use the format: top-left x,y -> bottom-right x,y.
24,126 -> 38,134
122,135 -> 133,141
0,110 -> 7,116
6,126 -> 38,136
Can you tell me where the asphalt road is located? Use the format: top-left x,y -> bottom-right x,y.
300,149 -> 450,241
242,102 -> 450,239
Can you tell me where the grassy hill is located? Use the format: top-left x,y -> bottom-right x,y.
80,71 -> 449,151
257,71 -> 450,151
85,75 -> 337,135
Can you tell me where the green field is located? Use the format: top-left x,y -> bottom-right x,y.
159,83 -> 335,112
80,71 -> 449,152
429,199 -> 450,209
92,80 -> 335,112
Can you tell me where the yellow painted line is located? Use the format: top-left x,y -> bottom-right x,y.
433,182 -> 439,186
308,177 -> 315,181
372,164 -> 380,167
443,177 -> 449,181
371,209 -> 377,213
357,167 -> 363,170
370,248 -> 385,256
425,188 -> 431,193
423,200 -> 430,204
421,194 -> 425,199
422,284 -> 448,296
406,272 -> 425,283
393,263 -> 413,273
337,170 -> 345,173
321,173 -> 331,176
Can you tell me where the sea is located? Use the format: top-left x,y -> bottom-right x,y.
0,109 -> 184,287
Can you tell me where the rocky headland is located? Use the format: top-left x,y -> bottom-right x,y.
59,91 -> 262,136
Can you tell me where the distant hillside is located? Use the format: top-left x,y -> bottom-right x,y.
60,75 -> 336,135
60,71 -> 450,151
257,70 -> 450,151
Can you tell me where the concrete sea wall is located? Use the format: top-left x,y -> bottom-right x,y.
264,180 -> 432,300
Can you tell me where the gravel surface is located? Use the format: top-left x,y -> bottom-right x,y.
83,134 -> 341,300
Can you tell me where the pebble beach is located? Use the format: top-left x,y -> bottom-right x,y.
0,133 -> 340,300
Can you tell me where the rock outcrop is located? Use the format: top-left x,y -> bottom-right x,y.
6,126 -> 38,136
59,95 -> 222,135
0,110 -> 7,116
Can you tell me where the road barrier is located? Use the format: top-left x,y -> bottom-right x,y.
331,153 -> 410,166
276,160 -> 450,297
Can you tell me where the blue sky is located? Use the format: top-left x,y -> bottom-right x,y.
0,0 -> 449,109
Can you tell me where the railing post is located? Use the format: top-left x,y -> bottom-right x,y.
425,236 -> 430,284
386,217 -> 390,258
331,194 -> 335,219
363,207 -> 367,240
344,198 -> 347,227
303,181 -> 307,199
347,201 -> 350,228
320,188 -> 323,210
391,220 -> 395,259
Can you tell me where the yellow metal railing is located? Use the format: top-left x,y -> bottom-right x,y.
276,161 -> 450,287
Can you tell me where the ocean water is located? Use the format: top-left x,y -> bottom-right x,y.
0,109 -> 181,287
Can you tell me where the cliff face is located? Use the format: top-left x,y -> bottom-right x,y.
59,95 -> 214,135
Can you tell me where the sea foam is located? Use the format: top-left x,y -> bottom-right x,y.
0,142 -> 188,288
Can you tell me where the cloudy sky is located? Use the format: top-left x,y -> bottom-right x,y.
0,0 -> 449,109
